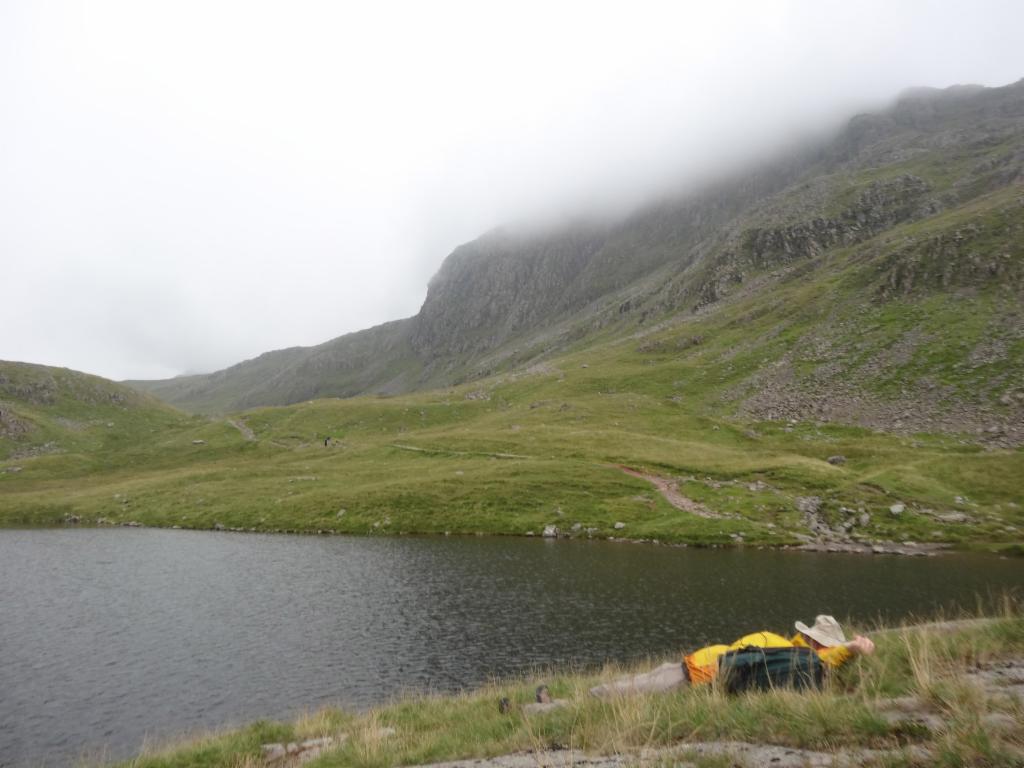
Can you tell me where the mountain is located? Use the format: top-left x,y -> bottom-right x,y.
127,80 -> 1024,446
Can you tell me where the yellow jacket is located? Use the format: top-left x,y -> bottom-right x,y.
683,630 -> 851,684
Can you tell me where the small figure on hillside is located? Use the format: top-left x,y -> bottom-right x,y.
324,436 -> 330,447
589,615 -> 875,697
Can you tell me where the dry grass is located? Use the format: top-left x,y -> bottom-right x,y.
95,604 -> 1024,768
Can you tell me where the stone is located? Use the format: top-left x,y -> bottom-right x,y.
300,737 -> 336,750
570,522 -> 582,532
261,743 -> 287,762
213,522 -> 225,531
827,455 -> 846,465
889,503 -> 905,516
613,521 -> 626,530
522,699 -> 569,715
936,511 -> 969,523
542,525 -> 558,538
192,439 -> 206,445
795,496 -> 822,515
286,742 -> 300,755
859,513 -> 871,527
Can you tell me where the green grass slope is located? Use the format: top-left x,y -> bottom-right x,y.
2,320 -> 1021,549
0,361 -> 191,463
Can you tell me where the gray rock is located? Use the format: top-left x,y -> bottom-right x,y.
542,525 -> 558,538
261,743 -> 287,762
795,496 -> 822,514
936,511 -> 969,523
300,737 -> 336,749
213,522 -> 225,531
286,742 -> 300,755
192,439 -> 206,445
827,455 -> 846,465
613,521 -> 626,530
859,512 -> 871,527
889,503 -> 905,516
570,522 -> 582,532
522,699 -> 569,715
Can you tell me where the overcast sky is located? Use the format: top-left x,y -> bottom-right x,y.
2,1 -> 1022,381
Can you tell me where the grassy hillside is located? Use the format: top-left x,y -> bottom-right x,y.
2,326 -> 1021,550
0,361 -> 191,463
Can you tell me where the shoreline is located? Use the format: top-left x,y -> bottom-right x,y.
3,517 -> 991,557
90,613 -> 1023,768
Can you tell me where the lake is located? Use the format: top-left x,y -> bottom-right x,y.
1,529 -> 1021,766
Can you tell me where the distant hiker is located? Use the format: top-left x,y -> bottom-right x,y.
589,615 -> 875,697
324,436 -> 330,447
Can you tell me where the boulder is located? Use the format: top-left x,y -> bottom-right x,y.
542,525 -> 558,538
613,521 -> 626,530
889,503 -> 905,516
827,455 -> 846,465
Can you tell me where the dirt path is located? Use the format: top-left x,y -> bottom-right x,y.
616,465 -> 734,519
226,418 -> 256,441
390,443 -> 530,460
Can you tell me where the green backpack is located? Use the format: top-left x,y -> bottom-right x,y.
717,645 -> 825,693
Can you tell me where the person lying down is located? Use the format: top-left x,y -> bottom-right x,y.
590,614 -> 875,697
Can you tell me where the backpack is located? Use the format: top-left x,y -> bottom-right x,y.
717,645 -> 825,693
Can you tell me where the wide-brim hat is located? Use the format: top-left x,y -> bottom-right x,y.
795,615 -> 847,647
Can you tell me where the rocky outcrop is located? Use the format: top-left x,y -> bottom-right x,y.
125,80 -> 1024,422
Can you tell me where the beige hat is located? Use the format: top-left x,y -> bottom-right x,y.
795,615 -> 847,647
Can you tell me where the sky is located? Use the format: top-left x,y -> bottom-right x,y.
2,1 -> 1023,381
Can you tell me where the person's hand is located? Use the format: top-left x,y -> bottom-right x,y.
846,635 -> 875,656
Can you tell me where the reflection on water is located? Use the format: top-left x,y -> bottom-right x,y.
0,529 -> 1020,766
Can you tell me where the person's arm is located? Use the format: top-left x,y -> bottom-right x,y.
821,634 -> 875,668
844,635 -> 875,656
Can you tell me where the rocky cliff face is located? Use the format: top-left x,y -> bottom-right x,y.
128,79 -> 1024,435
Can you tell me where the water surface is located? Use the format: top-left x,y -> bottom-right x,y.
1,529 -> 1021,767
